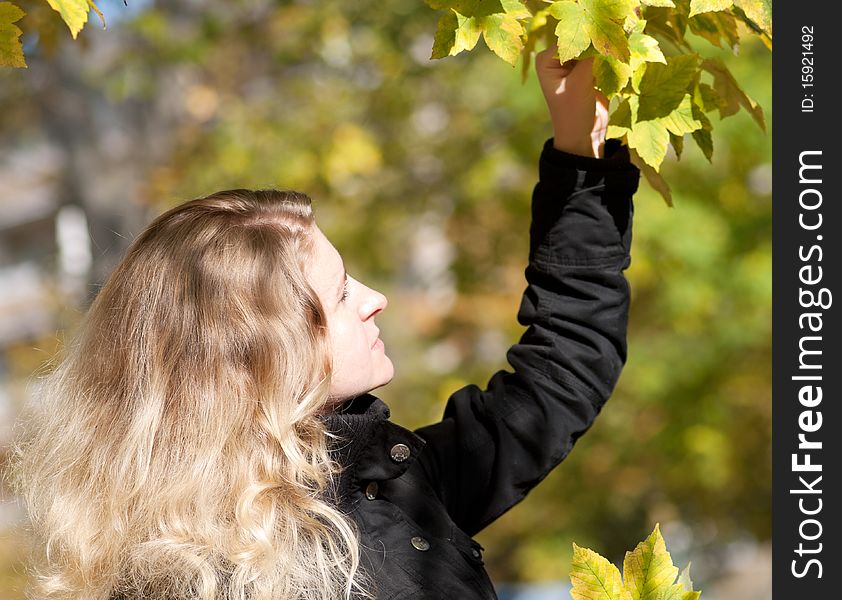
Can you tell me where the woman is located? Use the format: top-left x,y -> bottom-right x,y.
11,46 -> 640,600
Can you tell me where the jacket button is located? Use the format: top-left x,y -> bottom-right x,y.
471,548 -> 481,559
390,443 -> 411,463
410,536 -> 430,551
365,481 -> 378,500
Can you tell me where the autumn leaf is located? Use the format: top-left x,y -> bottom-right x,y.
430,2 -> 526,65
623,524 -> 680,600
659,94 -> 702,136
594,54 -> 633,95
548,0 -> 635,63
550,1 -> 590,63
570,542 -> 631,600
569,525 -> 706,599
701,56 -> 766,131
482,12 -> 525,64
45,0 -> 90,39
628,110 -> 670,170
628,22 -> 666,71
688,0 -> 733,18
688,10 -> 739,50
637,54 -> 700,121
0,1 -> 26,68
733,0 -> 771,36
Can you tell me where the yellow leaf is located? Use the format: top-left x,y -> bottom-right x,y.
0,1 -> 26,68
570,542 -> 631,600
481,12 -> 524,66
688,0 -> 732,18
45,0 -> 89,39
733,0 -> 771,36
623,524 -> 680,600
659,94 -> 702,136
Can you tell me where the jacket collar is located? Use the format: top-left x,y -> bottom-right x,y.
321,394 -> 426,507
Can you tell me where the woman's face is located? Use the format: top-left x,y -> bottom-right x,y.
306,225 -> 394,403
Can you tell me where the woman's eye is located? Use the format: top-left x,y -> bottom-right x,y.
340,279 -> 350,302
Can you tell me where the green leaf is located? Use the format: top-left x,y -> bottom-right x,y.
607,97 -> 632,138
521,8 -> 550,82
549,0 -> 634,63
570,542 -> 631,600
690,101 -> 713,161
551,1 -> 590,63
628,26 -> 666,70
627,102 -> 670,170
0,1 -> 26,68
431,10 -> 459,58
637,54 -> 700,121
644,9 -> 690,49
659,94 -> 702,135
580,0 -> 632,62
609,97 -> 632,127
668,131 -> 683,159
623,10 -> 643,34
631,62 -> 646,93
660,583 -> 688,600
688,0 -> 732,18
595,55 -> 633,95
500,0 -> 531,18
455,12 -> 484,52
432,4 -> 525,64
693,81 -> 724,112
733,0 -> 771,36
595,0 -> 638,20
45,0 -> 90,39
682,593 -> 701,600
622,524 -> 680,600
701,56 -> 765,131
688,11 -> 739,50
667,2 -> 689,38
482,12 -> 525,65
641,0 -> 676,6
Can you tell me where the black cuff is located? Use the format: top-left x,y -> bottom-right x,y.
538,137 -> 641,198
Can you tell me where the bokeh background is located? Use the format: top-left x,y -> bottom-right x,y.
0,1 -> 771,598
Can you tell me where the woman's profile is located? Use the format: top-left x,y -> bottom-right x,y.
10,46 -> 641,600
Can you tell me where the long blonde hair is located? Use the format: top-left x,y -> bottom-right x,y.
10,190 -> 373,600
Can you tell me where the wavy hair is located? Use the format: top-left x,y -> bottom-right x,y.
10,190 -> 373,600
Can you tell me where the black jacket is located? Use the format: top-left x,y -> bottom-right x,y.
323,137 -> 641,599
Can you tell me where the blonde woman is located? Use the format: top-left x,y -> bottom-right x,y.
11,47 -> 640,600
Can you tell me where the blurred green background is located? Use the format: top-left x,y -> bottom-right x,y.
0,1 -> 771,598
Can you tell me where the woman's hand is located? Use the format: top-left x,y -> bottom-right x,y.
535,44 -> 609,158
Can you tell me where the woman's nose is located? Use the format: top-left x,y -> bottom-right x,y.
360,285 -> 387,319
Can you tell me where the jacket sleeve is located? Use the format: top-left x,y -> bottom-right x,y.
412,137 -> 641,537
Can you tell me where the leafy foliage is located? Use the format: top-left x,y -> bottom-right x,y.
571,525 -> 702,600
5,0 -> 770,206
0,0 -> 105,66
426,0 -> 771,204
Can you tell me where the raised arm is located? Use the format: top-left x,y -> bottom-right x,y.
412,49 -> 641,537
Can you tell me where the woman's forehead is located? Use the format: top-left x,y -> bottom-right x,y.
307,226 -> 344,289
